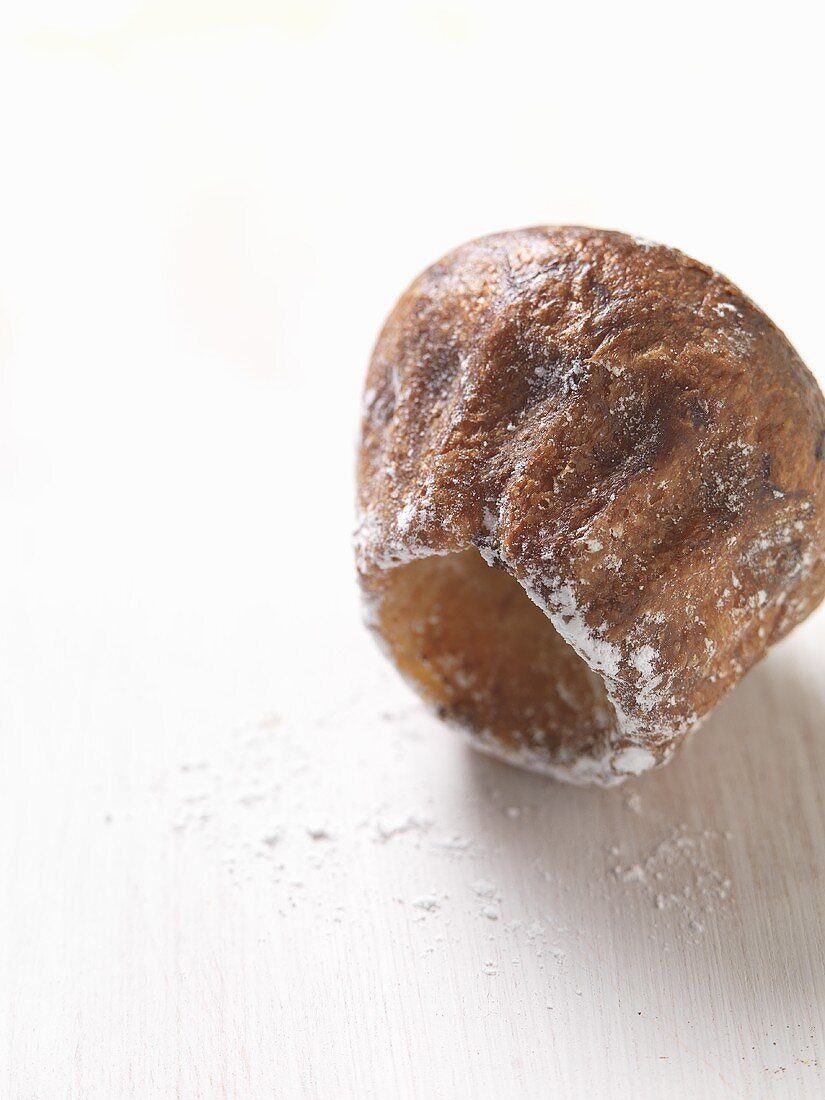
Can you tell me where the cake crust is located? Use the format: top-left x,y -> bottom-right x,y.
355,227 -> 825,784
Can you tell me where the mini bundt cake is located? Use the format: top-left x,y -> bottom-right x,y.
355,227 -> 825,785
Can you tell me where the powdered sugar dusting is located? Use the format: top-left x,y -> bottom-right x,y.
613,746 -> 657,776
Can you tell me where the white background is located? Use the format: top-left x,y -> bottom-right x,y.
0,2 -> 823,1097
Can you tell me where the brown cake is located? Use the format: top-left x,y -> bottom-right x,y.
355,227 -> 825,785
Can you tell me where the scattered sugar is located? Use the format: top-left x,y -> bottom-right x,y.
432,833 -> 473,852
609,824 -> 733,932
472,879 -> 498,899
169,703 -> 737,1009
373,812 -> 432,843
614,863 -> 646,884
625,792 -> 643,815
412,894 -> 441,913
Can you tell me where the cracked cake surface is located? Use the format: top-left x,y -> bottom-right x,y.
355,226 -> 825,785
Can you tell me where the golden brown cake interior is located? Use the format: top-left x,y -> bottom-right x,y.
374,549 -> 614,766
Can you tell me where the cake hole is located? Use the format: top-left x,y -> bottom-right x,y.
375,547 -> 617,757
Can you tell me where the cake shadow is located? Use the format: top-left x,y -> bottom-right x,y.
459,640 -> 825,1038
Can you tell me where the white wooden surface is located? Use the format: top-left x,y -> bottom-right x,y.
1,3 -> 824,1097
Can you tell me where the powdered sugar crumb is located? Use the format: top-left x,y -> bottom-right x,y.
613,746 -> 656,775
412,893 -> 442,913
609,824 -> 733,934
372,812 -> 432,844
625,791 -> 643,815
